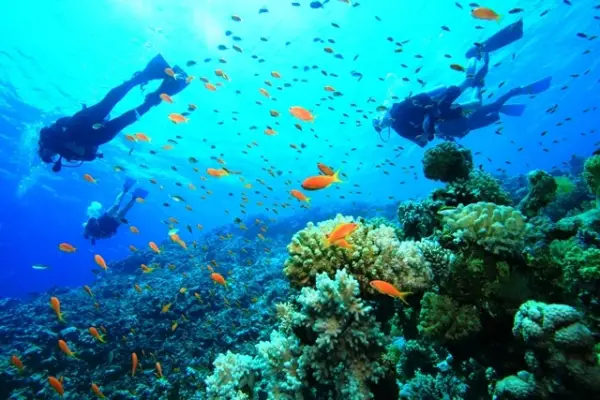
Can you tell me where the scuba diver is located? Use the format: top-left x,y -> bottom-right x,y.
83,177 -> 148,245
38,54 -> 189,172
372,19 -> 549,147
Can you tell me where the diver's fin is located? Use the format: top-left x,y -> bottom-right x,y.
135,54 -> 170,84
465,19 -> 523,58
500,104 -> 526,117
156,66 -> 189,96
132,188 -> 149,200
520,76 -> 552,95
124,177 -> 136,192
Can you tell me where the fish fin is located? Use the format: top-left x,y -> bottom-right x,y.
306,197 -> 311,204
333,170 -> 343,183
398,292 -> 413,305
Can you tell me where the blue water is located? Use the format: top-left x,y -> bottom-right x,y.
0,0 -> 598,298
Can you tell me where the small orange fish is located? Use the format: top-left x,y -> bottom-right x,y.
259,88 -> 270,98
141,264 -> 155,273
89,327 -> 106,343
94,254 -> 107,270
289,106 -> 315,122
132,353 -> 138,376
83,174 -> 97,184
155,362 -> 163,378
129,245 -> 138,252
130,226 -> 139,234
204,82 -> 217,91
58,339 -> 76,358
264,128 -> 278,136
161,303 -> 172,313
11,355 -> 24,372
188,103 -> 198,111
160,93 -> 174,103
168,113 -> 189,124
271,71 -> 281,78
290,189 -> 310,203
301,170 -> 342,190
50,297 -> 65,322
317,163 -> 335,176
211,272 -> 227,287
269,110 -> 280,117
471,7 -> 501,21
369,280 -> 412,305
124,134 -> 137,142
162,144 -> 174,151
134,132 -> 151,142
164,68 -> 178,79
91,383 -> 105,399
58,243 -> 76,253
207,168 -> 229,178
48,376 -> 64,397
83,285 -> 93,297
326,223 -> 358,246
149,242 -> 160,254
134,284 -> 143,293
186,75 -> 195,84
324,85 -> 336,92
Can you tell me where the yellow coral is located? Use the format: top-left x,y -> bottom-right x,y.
284,214 -> 432,294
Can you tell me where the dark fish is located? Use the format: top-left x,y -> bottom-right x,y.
334,54 -> 344,59
204,58 -> 211,63
508,8 -> 524,14
332,22 -> 340,28
577,32 -> 588,38
441,26 -> 450,32
310,1 -> 327,9
259,7 -> 269,13
455,2 -> 463,9
225,30 -> 232,36
291,2 -> 301,6
232,36 -> 242,41
353,54 -> 359,61
186,60 -> 197,67
217,44 -> 228,50
540,9 -> 549,16
563,0 -> 571,5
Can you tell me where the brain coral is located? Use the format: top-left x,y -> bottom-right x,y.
284,214 -> 433,294
439,202 -> 530,254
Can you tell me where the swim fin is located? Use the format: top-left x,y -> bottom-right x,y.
465,19 -> 523,58
123,177 -> 136,192
134,54 -> 170,84
500,104 -> 526,117
145,65 -> 189,104
132,188 -> 149,200
520,76 -> 552,95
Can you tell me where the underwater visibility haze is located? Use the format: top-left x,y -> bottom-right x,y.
1,0 -> 600,398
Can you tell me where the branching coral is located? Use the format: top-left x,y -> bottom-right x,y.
518,169 -> 557,218
397,199 -> 443,240
205,351 -> 255,400
418,292 -> 481,342
431,170 -> 513,207
415,239 -> 456,282
550,239 -> 600,303
284,214 -> 433,294
422,142 -> 473,183
440,202 -> 530,255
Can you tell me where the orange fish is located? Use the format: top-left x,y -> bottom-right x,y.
50,297 -> 65,322
290,189 -> 310,203
326,223 -> 358,246
83,285 -> 93,297
369,280 -> 412,305
160,93 -> 173,103
204,82 -> 217,91
269,110 -> 280,117
141,264 -> 155,273
124,134 -> 137,142
94,254 -> 107,270
83,174 -> 97,184
89,327 -> 106,343
134,132 -> 151,142
289,106 -> 315,122
129,245 -> 138,252
317,163 -> 335,176
91,383 -> 105,399
176,239 -> 187,250
134,284 -> 143,293
301,170 -> 342,190
58,339 -> 76,358
186,75 -> 195,84
164,68 -> 178,79
11,355 -> 24,372
211,272 -> 227,287
132,353 -> 138,376
259,88 -> 270,98
130,226 -> 139,234
162,144 -> 174,150
207,168 -> 229,178
161,303 -> 172,313
168,113 -> 189,124
48,376 -> 64,397
58,243 -> 76,253
264,128 -> 277,136
188,103 -> 198,111
155,362 -> 163,379
471,7 -> 501,21
149,242 -> 160,254
324,85 -> 336,92
271,71 -> 281,78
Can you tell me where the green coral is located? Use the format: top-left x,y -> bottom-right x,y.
431,171 -> 512,207
518,169 -> 557,218
584,155 -> 600,196
422,142 -> 473,183
555,176 -> 576,195
550,239 -> 600,300
439,202 -> 530,255
417,292 -> 481,342
284,214 -> 433,293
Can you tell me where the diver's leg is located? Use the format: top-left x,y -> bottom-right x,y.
97,96 -> 162,145
423,85 -> 449,99
466,111 -> 501,131
106,192 -> 126,216
117,197 -> 137,219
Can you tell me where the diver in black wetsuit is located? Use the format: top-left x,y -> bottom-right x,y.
38,54 -> 189,172
83,177 -> 148,245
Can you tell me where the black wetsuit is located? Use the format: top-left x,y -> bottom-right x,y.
389,93 -> 437,147
84,214 -> 121,245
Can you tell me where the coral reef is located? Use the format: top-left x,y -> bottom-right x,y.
439,202 -> 530,255
584,154 -> 600,196
284,214 -> 433,293
422,142 -> 473,183
418,292 -> 481,343
518,169 -> 557,218
396,199 -> 443,240
431,171 -> 513,207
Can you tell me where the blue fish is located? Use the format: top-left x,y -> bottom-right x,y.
259,7 -> 269,14
310,0 -> 330,9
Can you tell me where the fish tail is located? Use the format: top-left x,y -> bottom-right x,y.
306,197 -> 311,204
496,14 -> 502,23
333,170 -> 343,183
398,292 -> 413,306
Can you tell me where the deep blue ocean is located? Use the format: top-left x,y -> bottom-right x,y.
1,0 -> 598,299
